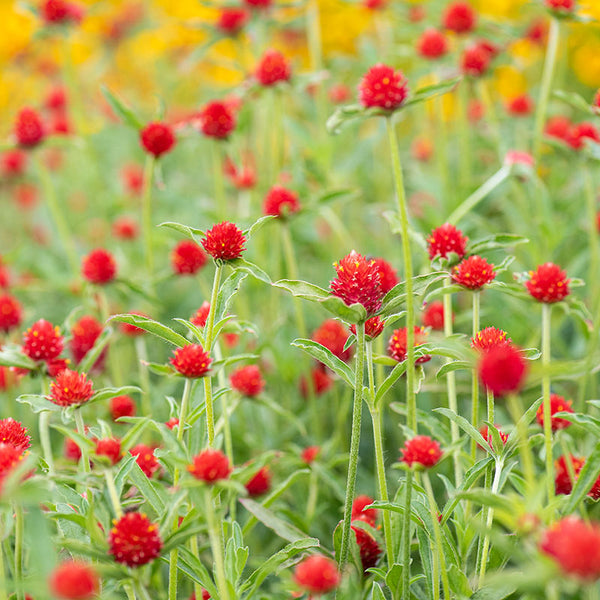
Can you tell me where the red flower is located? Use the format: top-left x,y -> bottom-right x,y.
81,248 -> 117,284
49,560 -> 99,599
507,94 -> 534,116
525,263 -> 570,303
64,437 -> 82,462
243,0 -> 271,8
191,302 -> 211,328
255,49 -> 291,86
299,368 -> 333,397
165,417 -> 179,430
536,394 -> 573,432
471,327 -> 511,351
294,555 -> 340,594
0,443 -> 23,491
0,419 -> 31,453
171,240 -> 207,275
593,89 -> 600,114
427,223 -> 468,260
188,449 -> 232,483
48,369 -> 94,407
95,438 -> 122,466
330,250 -> 384,317
45,85 -> 67,111
189,591 -> 211,600
555,454 -> 585,496
70,315 -> 105,368
0,294 -> 22,333
504,150 -> 535,168
1,150 -> 27,177
479,424 -> 508,450
526,19 -> 548,44
140,122 -> 176,158
352,495 -> 377,526
22,319 -> 64,361
110,395 -> 136,420
46,357 -> 70,377
119,312 -> 147,337
358,64 -> 408,111
230,365 -> 265,397
372,257 -> 398,294
540,517 -> 600,580
14,108 -> 46,148
216,7 -> 249,35
568,122 -> 600,150
112,217 -> 139,240
363,0 -> 387,9
329,83 -> 351,104
170,344 -> 212,378
129,444 -> 159,478
544,0 -> 575,14
412,137 -> 433,162
301,446 -> 321,464
40,0 -> 83,24
350,316 -> 385,340
478,345 -> 527,396
352,523 -> 382,571
442,1 -> 477,33
245,466 -> 271,496
201,221 -> 247,261
109,512 -> 162,567
198,101 -> 237,139
121,164 -> 144,196
400,435 -> 443,468
461,44 -> 491,77
388,326 -> 430,363
417,28 -> 448,60
422,301 -> 445,330
545,115 -> 572,142
313,319 -> 353,363
452,255 -> 495,289
263,185 -> 301,218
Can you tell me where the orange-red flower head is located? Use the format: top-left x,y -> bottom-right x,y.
188,449 -> 232,483
525,263 -> 570,303
170,344 -> 212,378
294,555 -> 340,594
48,369 -> 94,407
201,221 -> 247,261
109,512 -> 162,567
359,64 -> 408,111
452,255 -> 495,289
400,435 -> 443,468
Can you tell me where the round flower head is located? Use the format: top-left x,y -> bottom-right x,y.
140,122 -> 176,158
171,344 -> 212,378
329,250 -> 384,317
400,435 -> 443,468
109,512 -> 162,567
22,319 -> 64,361
372,257 -> 398,294
245,466 -> 271,496
525,263 -> 570,303
263,185 -> 301,218
0,443 -> 23,488
507,94 -> 534,116
545,115 -> 572,142
199,100 -> 237,139
299,367 -> 333,398
471,326 -> 511,351
555,454 -> 584,496
544,0 -> 575,14
388,326 -> 431,363
81,248 -> 117,285
201,221 -> 247,261
129,444 -> 159,478
1,150 -> 27,177
14,108 -> 45,148
478,344 -> 527,396
41,0 -> 83,25
301,445 -> 321,464
294,555 -> 340,594
70,315 -> 105,367
191,301 -> 211,328
0,419 -> 31,453
352,523 -> 382,572
536,394 -> 573,432
540,517 -> 600,581
216,7 -> 249,35
171,240 -> 207,275
48,369 -> 94,407
230,365 -> 265,397
313,319 -> 353,362
461,44 -> 492,77
95,438 -> 122,466
363,0 -> 387,9
427,223 -> 468,261
442,1 -> 477,33
112,216 -> 138,240
452,255 -> 495,289
417,28 -> 448,60
0,294 -> 23,333
504,150 -> 535,169
244,0 -> 271,8
255,49 -> 291,86
110,395 -> 136,420
358,64 -> 408,111
64,437 -> 82,462
188,449 -> 232,483
49,560 -> 99,599
479,424 -> 508,450
351,494 -> 377,526
422,301 -> 445,330
350,315 -> 385,340
568,122 -> 600,150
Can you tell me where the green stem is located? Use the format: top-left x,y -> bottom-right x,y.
212,144 -> 226,220
39,410 -> 54,476
135,337 -> 152,417
478,458 -> 504,584
507,394 -> 535,494
486,388 -> 494,430
124,583 -> 137,600
470,292 -> 481,465
189,536 -> 204,600
401,469 -> 413,597
205,488 -> 230,600
74,407 -> 90,475
281,223 -> 306,338
305,469 -> 318,524
0,533 -> 6,600
105,469 -> 123,519
14,504 -> 23,600
141,155 -> 156,279
542,303 -> 554,504
457,79 -> 471,187
134,580 -> 152,600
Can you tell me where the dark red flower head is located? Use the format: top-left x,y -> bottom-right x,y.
70,315 -> 105,367
22,319 -> 64,361
188,449 -> 232,483
372,257 -> 398,294
81,248 -> 117,284
301,445 -> 321,464
400,435 -> 443,468
313,319 -> 353,362
350,315 -> 385,340
48,369 -> 94,406
422,301 -> 445,330
545,115 -> 572,142
0,419 -> 31,453
555,454 -> 585,496
452,255 -> 495,289
255,49 -> 291,86
0,294 -> 23,333
351,494 -> 377,526
299,368 -> 333,398
461,44 -> 492,77
14,108 -> 46,148
130,444 -> 159,478
352,522 -> 382,572
112,216 -> 139,240
427,223 -> 468,261
95,437 -> 122,466
536,393 -> 573,432
417,28 -> 449,60
109,512 -> 162,567
263,185 -> 301,218
507,94 -> 534,116
191,301 -> 211,328
0,443 -> 23,491
544,0 -> 575,14
330,250 -> 384,317
525,263 -> 570,303
216,7 -> 249,35
170,344 -> 212,378
1,150 -> 27,177
49,560 -> 99,599
478,344 -> 527,396
442,1 -> 477,33
243,0 -> 271,8
40,0 -> 83,25
388,326 -> 430,363
199,101 -> 237,139
568,122 -> 600,150
471,327 -> 511,351
171,240 -> 207,275
294,555 -> 340,594
245,466 -> 271,496
140,122 -> 176,158
358,64 -> 408,111
110,395 -> 136,420
230,365 -> 265,397
201,221 -> 247,261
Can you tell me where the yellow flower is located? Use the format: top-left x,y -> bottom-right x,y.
493,65 -> 527,101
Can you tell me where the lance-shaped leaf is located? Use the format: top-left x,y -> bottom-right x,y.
291,338 -> 354,387
109,314 -> 189,347
100,86 -> 143,129
0,346 -> 36,370
159,221 -> 205,244
229,258 -> 271,284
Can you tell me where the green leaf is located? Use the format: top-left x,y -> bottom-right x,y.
554,89 -> 595,115
16,394 -> 61,413
173,546 -> 218,597
378,272 -> 448,318
375,361 -> 407,407
468,234 -> 529,255
128,461 -> 165,513
291,338 -> 354,388
158,221 -> 205,244
100,85 -> 143,129
505,398 -> 543,450
243,215 -> 276,239
239,498 -> 308,543
563,441 -> 600,514
0,346 -> 36,370
229,258 -> 272,284
371,582 -> 386,600
326,104 -> 385,135
403,77 -> 461,108
470,584 -> 516,599
89,386 -> 141,407
434,408 -> 488,453
109,314 -> 189,347
214,270 -> 248,324
120,417 -> 153,450
454,489 -> 514,513
436,361 -> 472,379
78,326 -> 113,374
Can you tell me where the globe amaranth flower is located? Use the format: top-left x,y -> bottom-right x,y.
48,369 -> 94,407
109,512 -> 162,567
442,1 -> 477,33
188,449 -> 232,483
400,435 -> 443,468
479,424 -> 508,450
388,326 -> 431,363
352,495 -> 377,527
0,294 -> 23,333
49,560 -> 99,600
140,122 -> 176,158
81,248 -> 117,284
299,368 -> 333,398
427,223 -> 468,261
536,393 -> 573,432
358,64 -> 408,111
544,0 -> 575,15
198,100 -> 237,139
478,344 -> 527,396
372,257 -> 398,294
461,44 -> 492,77
417,28 -> 448,60
351,522 -> 382,572
545,115 -> 572,143
301,445 -> 321,465
593,89 -> 600,115
452,255 -> 496,289
294,555 -> 340,594
0,443 -> 24,492
567,122 -> 600,150
329,250 -> 384,317
507,94 -> 534,116
255,49 -> 291,86
112,216 -> 138,240
262,185 -> 301,218
216,7 -> 249,35
171,240 -> 207,275
1,150 -> 27,177
70,315 -> 106,369
350,316 -> 385,340
471,326 -> 511,351
245,466 -> 271,496
525,262 -> 570,303
41,0 -> 83,25
64,437 -> 82,462
422,301 -> 445,330
312,319 -> 353,362
170,344 -> 212,378
243,0 -> 271,9
129,444 -> 159,478
110,395 -> 136,420
95,438 -> 122,466
230,365 -> 265,397
14,108 -> 46,148
191,302 -> 211,328
555,454 -> 585,496
201,221 -> 247,261
0,419 -> 31,453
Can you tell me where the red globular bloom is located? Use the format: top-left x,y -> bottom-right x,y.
536,394 -> 573,432
165,417 -> 179,430
109,512 -> 162,567
442,1 -> 477,33
129,444 -> 159,478
544,0 -> 575,13
294,555 -> 341,594
400,435 -> 443,468
45,85 -> 67,111
504,150 -> 535,168
0,443 -> 23,490
263,185 -> 301,218
112,217 -> 139,240
64,437 -> 82,462
507,94 -> 534,116
199,101 -> 237,140
427,223 -> 468,260
95,438 -> 122,466
0,294 -> 23,333
452,255 -> 496,289
121,164 -> 144,196
461,44 -> 491,77
540,517 -> 600,580
1,150 -> 27,177
526,18 -> 548,44
372,257 -> 398,294
329,83 -> 351,104
40,0 -> 83,24
358,64 -> 408,111
170,344 -> 212,378
352,495 -> 377,526
140,122 -> 176,158
255,49 -> 291,86
479,424 -> 508,449
216,7 -> 249,35
388,326 -> 431,363
110,395 -> 136,420
245,466 -> 271,496
22,319 -> 64,361
48,369 -> 94,407
171,240 -> 207,275
188,449 -> 232,483
191,302 -> 211,328
46,357 -> 70,377
0,419 -> 31,453
230,365 -> 265,397
478,345 -> 527,396
555,454 -> 585,496
545,115 -> 572,142
201,221 -> 247,261
352,523 -> 382,571
471,327 -> 511,351
301,445 -> 321,464
417,28 -> 449,60
243,0 -> 271,8
363,0 -> 387,9
81,248 -> 117,284
350,316 -> 385,340
49,560 -> 99,599
568,122 -> 600,150
70,315 -> 105,367
313,319 -> 353,363
299,368 -> 333,398
330,250 -> 384,316
422,301 -> 445,330
525,263 -> 570,303
14,108 -> 46,148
